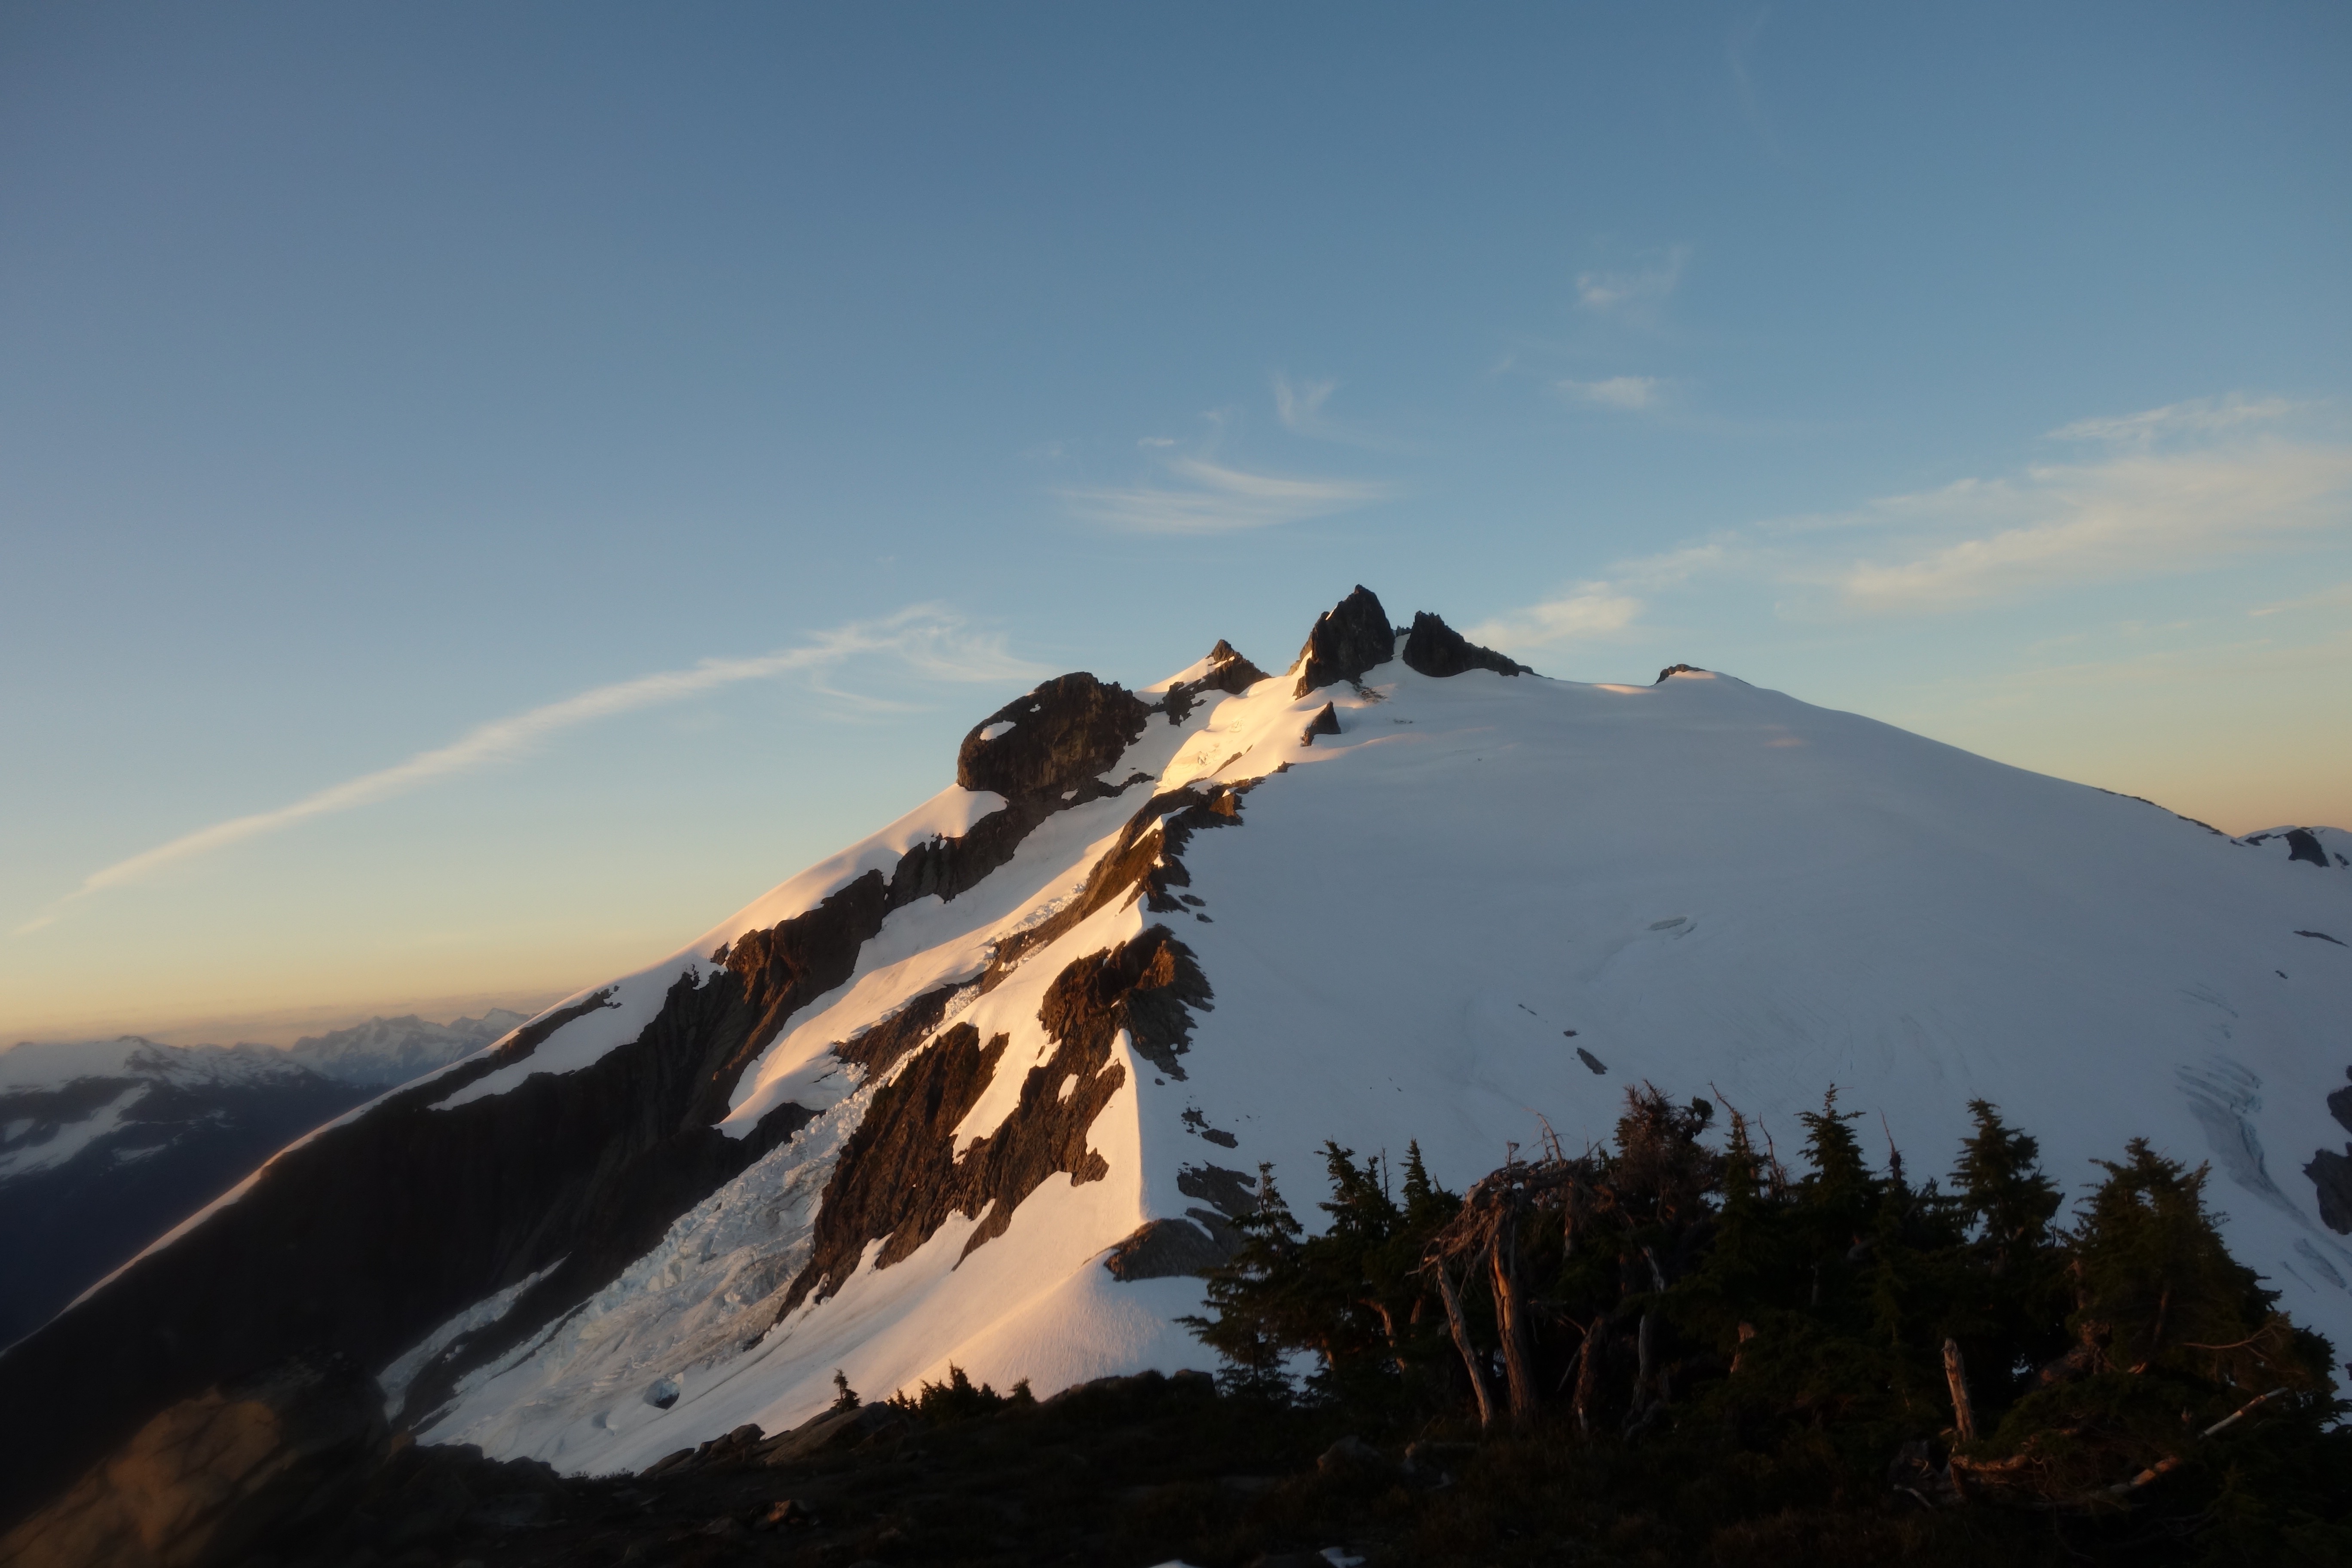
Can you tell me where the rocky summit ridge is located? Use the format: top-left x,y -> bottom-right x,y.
1,586 -> 2346,1535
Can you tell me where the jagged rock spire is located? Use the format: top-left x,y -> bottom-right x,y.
1399,612 -> 1529,680
1291,585 -> 1396,698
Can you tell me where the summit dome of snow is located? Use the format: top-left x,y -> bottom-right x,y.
3,587 -> 2345,1516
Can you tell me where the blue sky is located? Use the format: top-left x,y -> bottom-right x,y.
5,2 -> 2348,1041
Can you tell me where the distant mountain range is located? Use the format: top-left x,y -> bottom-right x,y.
0,1010 -> 527,1348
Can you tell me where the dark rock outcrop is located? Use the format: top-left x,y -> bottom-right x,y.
957,673 -> 1154,802
1301,701 -> 1341,745
0,1357 -> 389,1568
880,671 -> 1170,918
1161,640 -> 1271,726
1182,1108 -> 1240,1148
1039,925 -> 1213,1083
2285,827 -> 2331,867
1176,1161 -> 1257,1218
1290,585 -> 1396,698
985,778 -> 1250,977
1102,1216 -> 1242,1281
834,983 -> 965,1080
779,925 -> 1212,1317
2306,1068 -> 2352,1234
1398,611 -> 1528,679
2309,1147 -> 2352,1233
777,1020 -> 1014,1311
1656,663 -> 1705,683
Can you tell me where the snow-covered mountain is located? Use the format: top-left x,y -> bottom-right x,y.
0,1011 -> 525,1351
3,588 -> 2346,1526
283,1009 -> 532,1087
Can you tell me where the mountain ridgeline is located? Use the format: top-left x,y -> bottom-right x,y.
1,587 -> 2346,1546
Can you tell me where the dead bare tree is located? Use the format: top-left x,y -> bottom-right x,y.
1942,1338 -> 1977,1444
1431,1260 -> 1496,1431
1416,1087 -> 1725,1438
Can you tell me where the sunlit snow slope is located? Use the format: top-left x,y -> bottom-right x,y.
5,589 -> 2346,1514
411,599 -> 2352,1475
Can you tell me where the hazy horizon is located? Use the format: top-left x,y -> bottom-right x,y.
6,3 -> 2346,1047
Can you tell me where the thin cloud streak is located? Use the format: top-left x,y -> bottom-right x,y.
1832,440 -> 2352,609
2251,579 -> 2352,619
1468,540 -> 1739,652
1559,375 -> 1664,410
2048,392 -> 2297,447
1061,455 -> 1390,535
1466,390 -> 2349,644
21,608 -> 1046,931
1467,588 -> 1644,650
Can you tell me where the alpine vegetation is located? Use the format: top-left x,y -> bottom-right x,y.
1178,1091 -> 2349,1559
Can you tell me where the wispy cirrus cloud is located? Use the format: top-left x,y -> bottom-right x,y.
2251,579 -> 2352,619
1468,391 -> 2350,648
1466,587 -> 1645,649
1827,400 -> 2351,610
1464,540 -> 1733,651
18,609 -> 1046,932
1272,372 -> 1393,449
1061,456 -> 1390,535
2047,392 -> 2297,448
1576,245 -> 1689,320
1559,375 -> 1665,411
1273,374 -> 1338,434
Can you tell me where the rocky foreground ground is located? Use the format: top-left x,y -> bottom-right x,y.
8,1354 -> 2290,1568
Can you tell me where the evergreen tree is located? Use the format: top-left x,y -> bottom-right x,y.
1673,1109 -> 1786,1357
1944,1100 -> 2068,1415
1399,1139 -> 1455,1234
1179,1163 -> 1307,1396
1306,1142 -> 1411,1382
2071,1139 -> 2323,1393
1954,1099 -> 2062,1274
1792,1087 -> 1881,1329
1176,1088 -> 2350,1558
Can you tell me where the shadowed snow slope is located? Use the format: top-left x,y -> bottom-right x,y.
3,589 -> 2347,1521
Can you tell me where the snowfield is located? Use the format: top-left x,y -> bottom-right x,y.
398,650 -> 2352,1476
